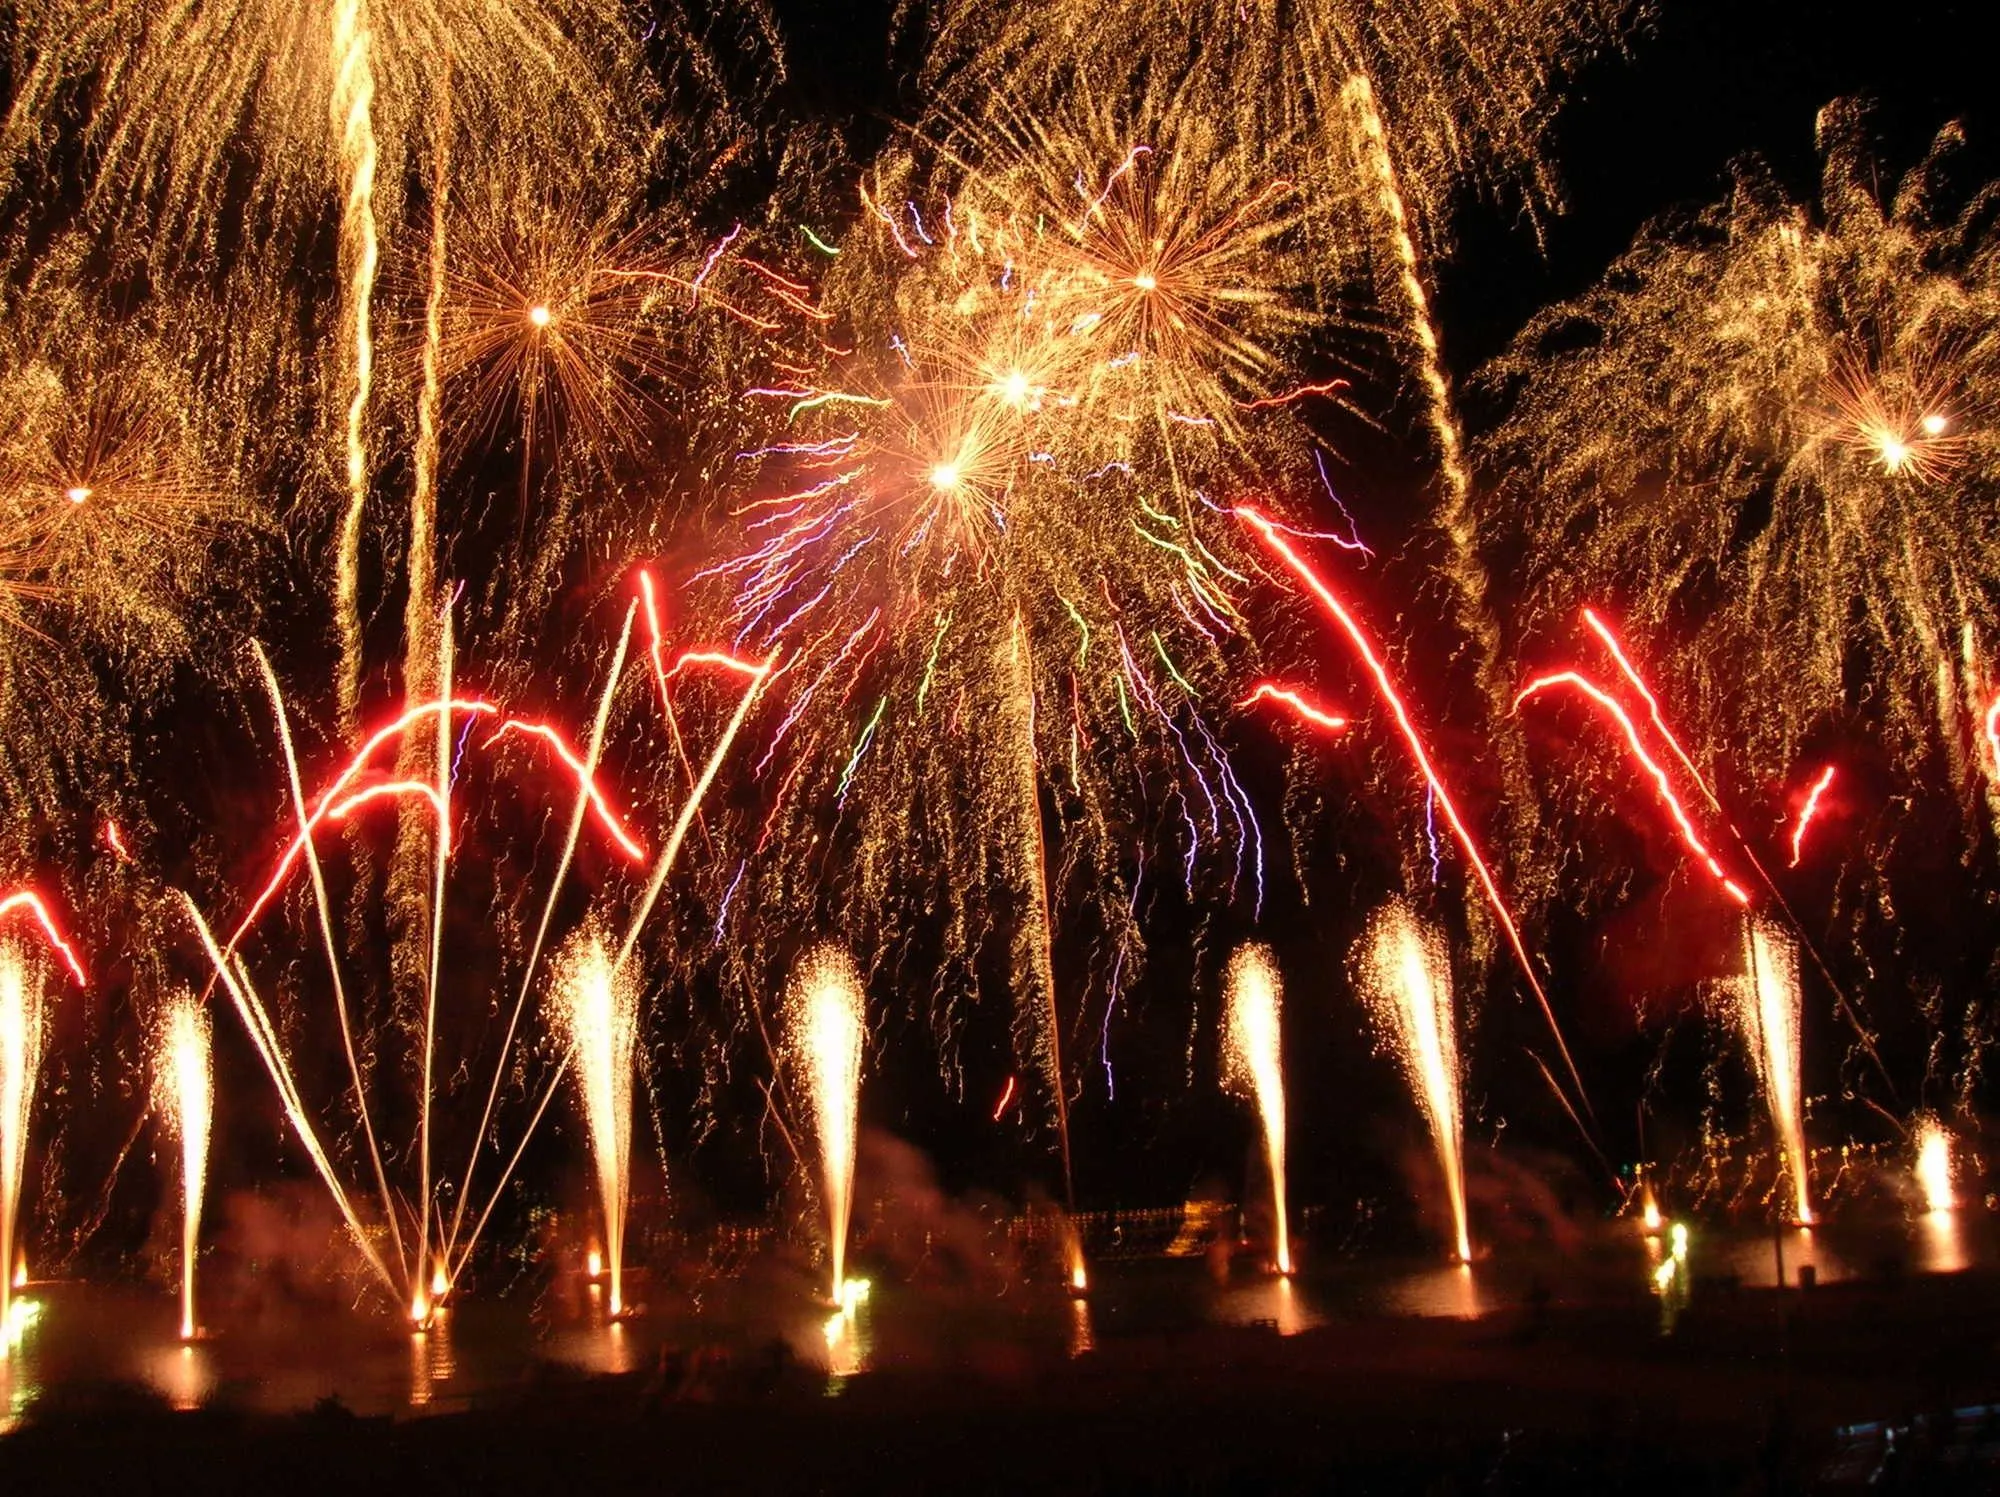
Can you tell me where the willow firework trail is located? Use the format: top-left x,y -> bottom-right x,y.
1010,614 -> 1073,1208
332,0 -> 380,728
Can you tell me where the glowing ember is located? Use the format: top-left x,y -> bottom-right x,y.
1355,901 -> 1471,1262
1738,918 -> 1815,1225
1639,1184 -> 1663,1235
158,996 -> 213,1341
553,931 -> 638,1316
1916,1119 -> 1955,1213
1221,945 -> 1291,1275
788,947 -> 866,1304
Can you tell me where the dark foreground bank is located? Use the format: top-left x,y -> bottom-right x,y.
5,1268 -> 1997,1495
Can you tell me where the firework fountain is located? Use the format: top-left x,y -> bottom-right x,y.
0,947 -> 46,1350
148,1000 -> 213,1336
1738,918 -> 1815,1226
1355,901 -> 1471,1263
1915,1118 -> 1955,1213
157,996 -> 213,1341
1221,944 -> 1291,1275
788,948 -> 866,1304
554,932 -> 638,1317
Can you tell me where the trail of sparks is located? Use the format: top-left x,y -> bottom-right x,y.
1240,681 -> 1349,734
227,696 -> 651,951
226,698 -> 500,948
1788,765 -> 1837,868
0,891 -> 89,987
485,720 -> 648,862
326,780 -> 451,848
1581,607 -> 1719,808
1236,380 -> 1349,411
992,1074 -> 1018,1121
1515,671 -> 1752,905
1235,505 -> 1593,1122
331,0 -> 380,730
102,821 -> 131,863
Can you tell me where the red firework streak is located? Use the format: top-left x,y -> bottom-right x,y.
1515,671 -> 1752,906
1581,608 -> 1719,806
326,781 -> 453,850
1985,694 -> 2000,778
484,719 -> 649,862
1787,766 -> 1837,868
1234,504 -> 1593,1116
1240,681 -> 1349,734
228,697 -> 646,950
0,889 -> 89,986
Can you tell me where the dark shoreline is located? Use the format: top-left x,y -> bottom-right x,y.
6,1267 -> 1996,1493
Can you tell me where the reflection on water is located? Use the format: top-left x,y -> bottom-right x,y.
1211,1271 -> 1321,1335
820,1301 -> 870,1381
409,1312 -> 457,1407
143,1343 -> 214,1412
1067,1296 -> 1093,1358
1381,1261 -> 1486,1321
0,1209 -> 1989,1428
1918,1210 -> 1971,1275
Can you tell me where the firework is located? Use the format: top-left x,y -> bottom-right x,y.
156,995 -> 213,1340
1914,1117 -> 1955,1214
1476,102 -> 2000,824
0,292 -> 234,656
661,118 -> 1308,1126
1237,504 -> 1593,1123
0,945 -> 46,1355
1354,900 -> 1470,1263
1787,765 -> 1838,867
1221,944 -> 1291,1275
923,0 -> 1629,256
552,931 -> 637,1316
422,172 -> 687,485
3,0 -> 648,721
182,627 -> 652,1321
1515,669 -> 1752,905
786,946 -> 865,1304
0,893 -> 85,1355
1736,917 -> 1814,1225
